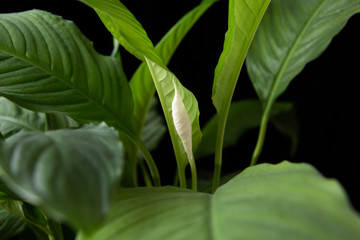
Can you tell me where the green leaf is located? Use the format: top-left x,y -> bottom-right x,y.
45,113 -> 80,131
0,97 -> 45,138
120,0 -> 216,187
80,0 -> 203,187
0,206 -> 26,240
130,0 -> 217,136
79,0 -> 162,64
247,0 -> 360,103
211,0 -> 271,191
141,98 -> 166,151
212,0 -> 270,112
77,161 -> 360,240
146,59 -> 202,187
246,0 -> 360,165
0,126 -> 124,234
0,10 -> 134,133
196,100 -> 294,158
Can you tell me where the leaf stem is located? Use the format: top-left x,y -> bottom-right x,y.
211,112 -> 227,193
189,155 -> 197,191
122,132 -> 161,187
250,103 -> 272,166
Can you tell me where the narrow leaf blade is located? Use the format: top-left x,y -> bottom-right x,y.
79,0 -> 162,64
0,206 -> 26,239
130,0 -> 217,135
212,0 -> 271,113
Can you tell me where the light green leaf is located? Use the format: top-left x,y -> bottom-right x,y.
79,0 -> 162,64
0,206 -> 26,240
130,0 -> 217,136
247,0 -> 360,103
211,0 -> 271,191
212,0 -> 270,112
0,97 -> 45,138
196,100 -> 294,158
80,0 -> 203,186
146,59 -> 202,186
0,126 -> 124,234
0,10 -> 134,133
77,161 -> 360,240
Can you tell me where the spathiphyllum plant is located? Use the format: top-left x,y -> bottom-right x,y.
1,0 -> 360,239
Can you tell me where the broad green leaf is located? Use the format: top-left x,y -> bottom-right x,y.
0,97 -> 45,138
77,161 -> 360,240
196,100 -> 294,158
0,206 -> 26,240
0,126 -> 124,234
79,0 -> 162,64
247,0 -> 360,105
246,0 -> 360,164
130,0 -> 217,136
0,10 -> 134,133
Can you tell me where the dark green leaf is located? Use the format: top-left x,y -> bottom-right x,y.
0,206 -> 26,240
141,98 -> 166,151
0,10 -> 134,133
76,161 -> 360,240
45,113 -> 79,131
0,97 -> 45,138
0,126 -> 124,234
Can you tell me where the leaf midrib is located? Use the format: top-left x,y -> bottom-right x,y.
0,50 -> 124,130
266,0 -> 326,105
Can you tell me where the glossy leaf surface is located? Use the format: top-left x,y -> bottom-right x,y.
0,10 -> 133,132
212,0 -> 270,113
0,126 -> 124,234
77,161 -> 360,240
247,0 -> 360,103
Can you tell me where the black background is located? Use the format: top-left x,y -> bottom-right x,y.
2,0 -> 360,211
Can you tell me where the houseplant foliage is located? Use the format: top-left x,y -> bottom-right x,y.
0,0 -> 360,239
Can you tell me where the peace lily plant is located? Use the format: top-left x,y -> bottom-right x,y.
1,0 -> 360,239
